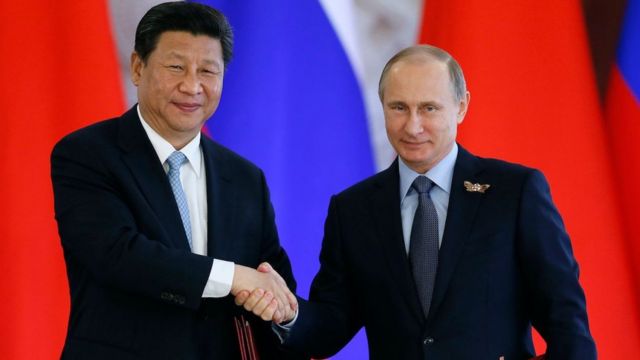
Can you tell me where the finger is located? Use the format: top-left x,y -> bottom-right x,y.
234,290 -> 250,306
260,299 -> 279,322
272,309 -> 283,324
251,291 -> 274,316
276,280 -> 295,308
281,306 -> 295,323
286,290 -> 298,311
260,270 -> 290,316
242,288 -> 264,311
272,286 -> 289,315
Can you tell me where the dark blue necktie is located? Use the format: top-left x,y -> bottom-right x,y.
409,176 -> 439,318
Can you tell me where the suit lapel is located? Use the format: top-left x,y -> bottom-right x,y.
427,146 -> 484,320
117,106 -> 191,250
201,137 -> 237,260
370,160 -> 425,323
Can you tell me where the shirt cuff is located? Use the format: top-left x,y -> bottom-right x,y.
272,307 -> 299,343
202,259 -> 235,298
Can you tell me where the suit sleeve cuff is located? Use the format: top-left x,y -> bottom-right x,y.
271,307 -> 299,343
202,259 -> 235,298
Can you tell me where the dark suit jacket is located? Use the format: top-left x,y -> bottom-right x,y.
51,106 -> 299,359
285,146 -> 596,360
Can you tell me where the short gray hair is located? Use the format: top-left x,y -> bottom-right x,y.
378,45 -> 467,102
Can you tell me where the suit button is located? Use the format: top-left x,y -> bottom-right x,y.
423,337 -> 435,345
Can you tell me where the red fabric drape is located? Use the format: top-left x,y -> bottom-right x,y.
420,0 -> 640,357
605,60 -> 640,304
0,1 -> 125,358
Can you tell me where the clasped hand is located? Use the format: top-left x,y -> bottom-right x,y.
231,263 -> 297,324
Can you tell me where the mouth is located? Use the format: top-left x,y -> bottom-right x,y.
172,102 -> 202,113
401,139 -> 429,147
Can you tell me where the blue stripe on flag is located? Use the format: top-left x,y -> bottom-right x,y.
195,1 -> 374,358
618,0 -> 640,100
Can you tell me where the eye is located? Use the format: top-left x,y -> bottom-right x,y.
420,104 -> 438,113
201,68 -> 220,76
389,104 -> 406,111
167,65 -> 184,71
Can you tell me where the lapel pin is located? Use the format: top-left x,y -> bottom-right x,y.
464,181 -> 490,193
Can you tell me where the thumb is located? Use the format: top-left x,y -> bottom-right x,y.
257,262 -> 272,273
234,290 -> 250,306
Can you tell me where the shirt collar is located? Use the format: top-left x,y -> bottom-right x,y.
137,105 -> 202,176
399,143 -> 458,203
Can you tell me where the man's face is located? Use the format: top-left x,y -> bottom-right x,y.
131,31 -> 224,148
382,58 -> 469,173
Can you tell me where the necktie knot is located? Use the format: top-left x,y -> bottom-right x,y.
167,151 -> 188,172
412,176 -> 434,195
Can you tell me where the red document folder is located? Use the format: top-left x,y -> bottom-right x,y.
234,315 -> 260,360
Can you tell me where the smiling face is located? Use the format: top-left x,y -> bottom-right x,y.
131,31 -> 224,149
382,56 -> 469,173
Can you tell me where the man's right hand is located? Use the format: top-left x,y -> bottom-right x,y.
231,262 -> 297,324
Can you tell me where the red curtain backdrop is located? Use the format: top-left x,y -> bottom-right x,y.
606,66 -> 640,294
605,0 -> 640,303
420,0 -> 640,358
1,1 -> 638,359
0,1 -> 125,358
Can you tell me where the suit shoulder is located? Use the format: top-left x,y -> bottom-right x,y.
477,156 -> 542,179
333,169 -> 387,202
53,117 -> 119,150
472,155 -> 552,196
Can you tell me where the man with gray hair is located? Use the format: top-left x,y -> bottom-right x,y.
238,44 -> 596,359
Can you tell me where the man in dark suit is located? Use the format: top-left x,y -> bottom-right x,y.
238,45 -> 597,359
51,2 -> 298,359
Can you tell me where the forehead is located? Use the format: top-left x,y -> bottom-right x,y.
153,31 -> 222,62
384,58 -> 453,100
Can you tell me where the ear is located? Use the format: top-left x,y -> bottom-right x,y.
130,52 -> 143,86
457,91 -> 471,124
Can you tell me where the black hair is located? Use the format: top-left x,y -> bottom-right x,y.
134,1 -> 233,66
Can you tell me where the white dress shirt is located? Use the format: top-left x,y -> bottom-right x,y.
137,106 -> 234,298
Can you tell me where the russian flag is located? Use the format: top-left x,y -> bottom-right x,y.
421,0 -> 640,357
606,0 -> 640,301
196,1 -> 383,358
201,0 -> 375,299
3,1 -> 640,359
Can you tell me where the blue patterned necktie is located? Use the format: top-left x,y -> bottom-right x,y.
409,176 -> 439,318
166,151 -> 192,249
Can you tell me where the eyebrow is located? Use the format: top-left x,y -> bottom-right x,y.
385,100 -> 443,107
386,100 -> 407,106
165,51 -> 221,67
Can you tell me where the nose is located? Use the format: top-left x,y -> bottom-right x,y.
404,110 -> 423,135
179,71 -> 202,95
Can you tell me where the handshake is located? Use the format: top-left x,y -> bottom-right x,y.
231,263 -> 297,325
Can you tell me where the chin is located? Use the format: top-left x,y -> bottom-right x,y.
401,150 -> 429,161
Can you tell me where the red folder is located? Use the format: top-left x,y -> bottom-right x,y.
234,315 -> 260,360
